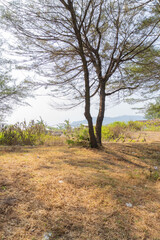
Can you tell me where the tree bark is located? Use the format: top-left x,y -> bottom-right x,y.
84,70 -> 98,148
85,112 -> 98,148
96,81 -> 106,146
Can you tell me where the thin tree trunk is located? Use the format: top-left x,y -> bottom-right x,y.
85,109 -> 98,148
84,72 -> 98,148
96,81 -> 106,145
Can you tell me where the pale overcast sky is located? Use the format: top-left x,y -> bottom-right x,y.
6,95 -> 143,126
4,68 -> 144,126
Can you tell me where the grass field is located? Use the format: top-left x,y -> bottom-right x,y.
0,140 -> 160,239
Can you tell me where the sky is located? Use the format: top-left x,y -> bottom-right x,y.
6,95 -> 143,127
2,61 -> 144,127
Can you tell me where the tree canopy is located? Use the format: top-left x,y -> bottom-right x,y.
2,0 -> 160,147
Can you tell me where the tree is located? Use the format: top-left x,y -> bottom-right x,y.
124,46 -> 160,106
125,1 -> 160,103
0,44 -> 31,121
2,0 -> 160,147
0,8 -> 32,122
145,99 -> 160,119
0,65 -> 31,122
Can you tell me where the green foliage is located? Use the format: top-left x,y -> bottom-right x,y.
0,40 -> 31,122
64,119 -> 160,144
101,119 -> 160,142
145,99 -> 160,119
63,121 -> 90,146
73,126 -> 90,146
142,119 -> 160,131
102,122 -> 127,141
127,121 -> 143,131
0,120 -> 46,146
125,47 -> 160,103
56,118 -> 159,145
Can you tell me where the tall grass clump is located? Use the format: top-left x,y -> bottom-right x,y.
0,120 -> 46,146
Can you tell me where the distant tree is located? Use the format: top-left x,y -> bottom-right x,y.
2,0 -> 160,147
0,67 -> 30,122
145,99 -> 160,119
0,43 -> 31,122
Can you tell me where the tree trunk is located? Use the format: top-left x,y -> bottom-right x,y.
84,74 -> 98,148
96,81 -> 106,145
67,1 -> 98,148
85,110 -> 98,148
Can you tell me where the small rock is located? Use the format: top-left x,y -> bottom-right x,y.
126,203 -> 133,208
59,180 -> 64,183
154,166 -> 158,170
43,232 -> 52,240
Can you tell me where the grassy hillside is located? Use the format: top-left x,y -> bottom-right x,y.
0,143 -> 160,240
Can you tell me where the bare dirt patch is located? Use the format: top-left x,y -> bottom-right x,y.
0,143 -> 160,240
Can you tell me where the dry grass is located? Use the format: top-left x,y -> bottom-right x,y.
0,141 -> 160,240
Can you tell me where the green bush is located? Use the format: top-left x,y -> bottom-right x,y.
102,122 -> 127,141
63,119 -> 160,145
0,120 -> 46,146
102,121 -> 146,141
127,121 -> 143,131
63,121 -> 90,146
73,125 -> 90,145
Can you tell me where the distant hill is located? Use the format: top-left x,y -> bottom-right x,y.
71,115 -> 145,127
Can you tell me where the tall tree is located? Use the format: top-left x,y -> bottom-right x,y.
3,0 -> 160,147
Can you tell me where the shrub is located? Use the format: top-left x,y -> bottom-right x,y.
127,121 -> 143,131
0,120 -> 46,146
102,122 -> 127,141
63,121 -> 90,146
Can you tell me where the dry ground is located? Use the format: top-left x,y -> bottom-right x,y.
129,131 -> 160,143
0,141 -> 160,239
